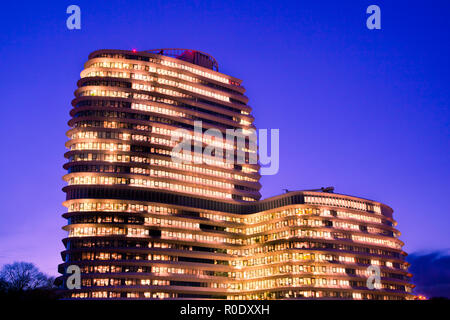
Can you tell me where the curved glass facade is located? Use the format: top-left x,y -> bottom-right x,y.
59,49 -> 413,299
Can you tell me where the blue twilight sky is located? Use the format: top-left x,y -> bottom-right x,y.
0,0 -> 448,277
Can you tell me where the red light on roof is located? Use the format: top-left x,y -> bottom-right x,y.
132,48 -> 137,53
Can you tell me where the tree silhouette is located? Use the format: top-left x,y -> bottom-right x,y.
0,262 -> 55,291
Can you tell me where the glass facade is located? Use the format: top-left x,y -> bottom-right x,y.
58,49 -> 413,299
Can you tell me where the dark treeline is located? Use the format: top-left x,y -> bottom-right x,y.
0,261 -> 60,300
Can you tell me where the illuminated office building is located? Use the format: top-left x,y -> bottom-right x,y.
59,49 -> 413,299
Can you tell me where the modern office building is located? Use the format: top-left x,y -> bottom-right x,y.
58,49 -> 414,299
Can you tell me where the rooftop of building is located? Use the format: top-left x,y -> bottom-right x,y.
142,48 -> 219,71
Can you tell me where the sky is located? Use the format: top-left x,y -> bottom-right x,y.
0,0 -> 448,290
